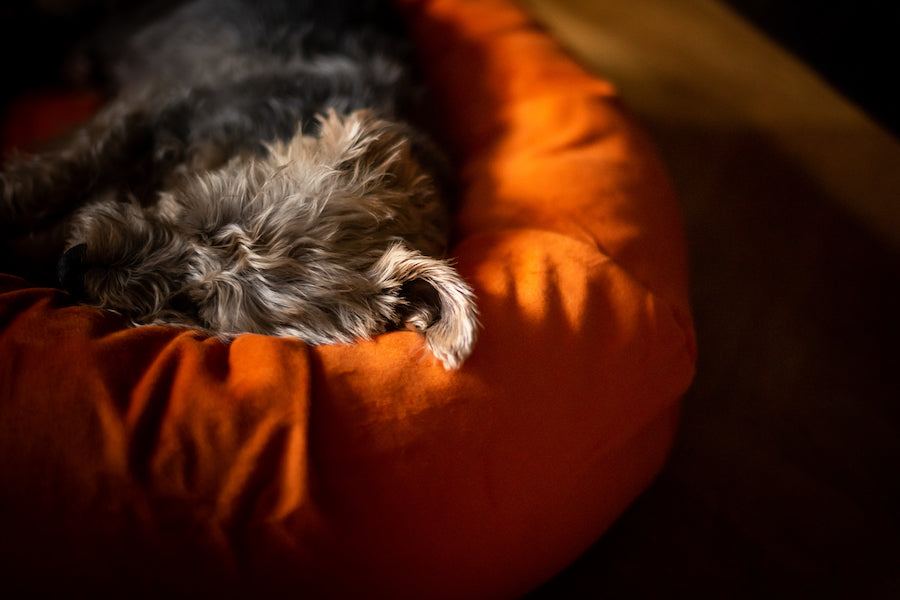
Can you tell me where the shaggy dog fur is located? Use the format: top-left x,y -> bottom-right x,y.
0,0 -> 478,369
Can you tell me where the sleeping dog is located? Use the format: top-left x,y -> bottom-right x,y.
0,0 -> 478,369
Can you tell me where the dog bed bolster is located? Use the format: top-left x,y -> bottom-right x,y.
0,0 -> 696,597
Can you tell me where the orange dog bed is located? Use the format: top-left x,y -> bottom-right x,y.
0,0 -> 696,597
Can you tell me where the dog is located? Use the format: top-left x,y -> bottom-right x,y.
0,0 -> 478,369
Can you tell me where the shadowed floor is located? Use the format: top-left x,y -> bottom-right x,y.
521,0 -> 900,596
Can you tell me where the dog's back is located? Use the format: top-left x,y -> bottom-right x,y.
80,0 -> 420,148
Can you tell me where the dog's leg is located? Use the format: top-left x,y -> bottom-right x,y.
0,105 -> 156,236
0,105 -> 162,283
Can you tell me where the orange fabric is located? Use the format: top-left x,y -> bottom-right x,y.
1,90 -> 102,152
0,0 -> 696,598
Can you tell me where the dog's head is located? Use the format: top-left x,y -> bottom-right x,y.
59,110 -> 478,368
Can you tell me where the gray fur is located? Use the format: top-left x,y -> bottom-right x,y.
0,0 -> 478,369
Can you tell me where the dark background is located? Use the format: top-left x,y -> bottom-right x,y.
528,1 -> 900,597
0,1 -> 99,104
720,0 -> 900,136
3,1 -> 900,137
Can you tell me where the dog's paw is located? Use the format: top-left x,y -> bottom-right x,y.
370,244 -> 479,369
420,295 -> 480,370
1,161 -> 50,234
0,172 -> 29,238
400,275 -> 479,370
0,173 -> 15,229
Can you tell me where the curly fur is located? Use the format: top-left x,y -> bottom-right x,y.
1,0 -> 478,369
